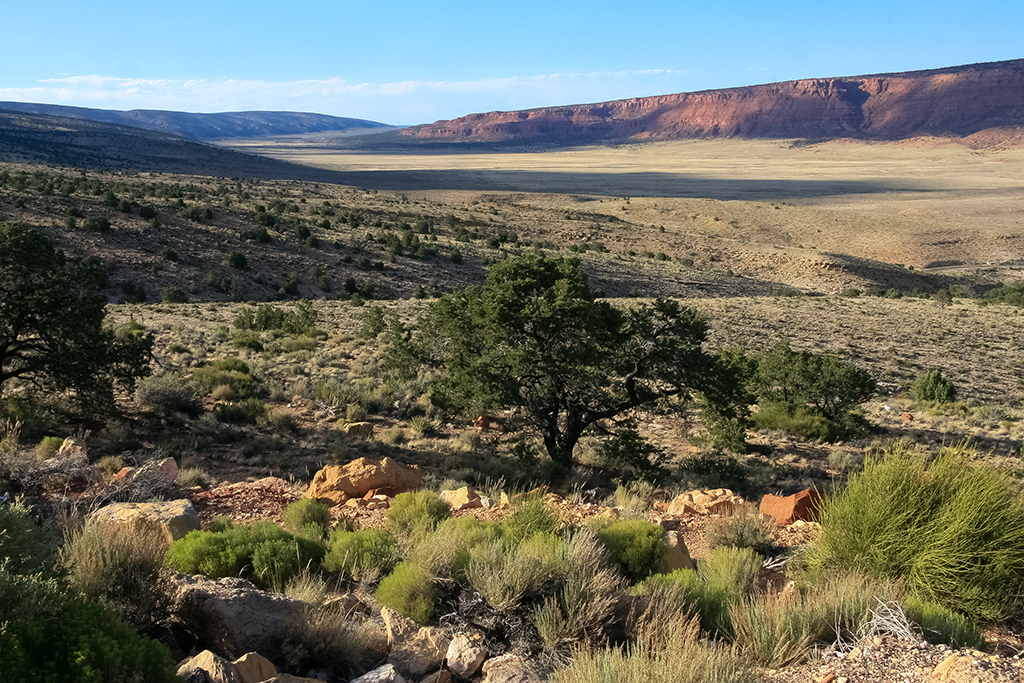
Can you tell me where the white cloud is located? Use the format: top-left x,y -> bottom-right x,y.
0,69 -> 695,124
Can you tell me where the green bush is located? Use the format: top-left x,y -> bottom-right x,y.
909,367 -> 958,404
281,335 -> 318,353
0,568 -> 179,683
0,498 -> 58,575
324,528 -> 399,581
134,372 -> 203,415
803,442 -> 1024,621
34,435 -> 64,460
375,561 -> 435,624
282,498 -> 332,539
159,286 -> 188,303
467,533 -> 568,610
635,546 -> 762,637
752,404 -> 836,441
385,490 -> 450,540
164,520 -> 324,590
215,398 -> 266,424
193,357 -> 255,397
593,519 -> 666,583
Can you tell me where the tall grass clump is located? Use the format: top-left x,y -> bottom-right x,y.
62,523 -> 168,632
632,546 -> 762,638
467,532 -> 567,610
502,496 -> 559,543
532,530 -> 625,653
408,516 -> 503,582
550,611 -> 756,683
803,441 -> 1024,621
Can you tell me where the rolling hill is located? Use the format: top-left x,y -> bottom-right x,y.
0,101 -> 391,141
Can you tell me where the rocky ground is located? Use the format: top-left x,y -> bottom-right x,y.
181,474 -> 1024,683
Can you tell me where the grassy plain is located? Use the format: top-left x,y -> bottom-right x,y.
230,136 -> 1024,275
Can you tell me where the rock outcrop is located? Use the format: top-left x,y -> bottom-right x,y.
87,499 -> 200,547
306,458 -> 422,506
400,59 -> 1024,144
381,606 -> 451,678
167,572 -> 307,661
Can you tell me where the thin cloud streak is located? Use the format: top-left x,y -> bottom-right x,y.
1,70 -> 694,124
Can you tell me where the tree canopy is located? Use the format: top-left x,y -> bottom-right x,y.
388,253 -> 748,468
0,222 -> 151,409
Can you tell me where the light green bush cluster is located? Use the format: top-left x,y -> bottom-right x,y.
164,519 -> 324,590
803,441 -> 1024,621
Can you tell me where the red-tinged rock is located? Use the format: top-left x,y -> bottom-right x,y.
759,489 -> 822,526
902,412 -> 914,421
399,59 -> 1024,144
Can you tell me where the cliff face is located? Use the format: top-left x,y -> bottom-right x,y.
400,59 -> 1024,142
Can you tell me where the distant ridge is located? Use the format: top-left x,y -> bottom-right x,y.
400,59 -> 1024,144
0,102 -> 391,141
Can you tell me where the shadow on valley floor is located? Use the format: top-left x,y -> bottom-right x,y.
315,168 -> 924,201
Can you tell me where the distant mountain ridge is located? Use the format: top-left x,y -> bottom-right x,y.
0,102 -> 391,140
400,59 -> 1024,143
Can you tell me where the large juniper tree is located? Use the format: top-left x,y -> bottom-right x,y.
0,222 -> 151,410
388,253 -> 748,467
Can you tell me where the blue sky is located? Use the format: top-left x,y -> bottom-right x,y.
1,1 -> 1021,125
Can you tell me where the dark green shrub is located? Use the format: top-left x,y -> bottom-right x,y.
283,498 -> 332,538
193,357 -> 255,397
600,426 -> 668,483
752,404 -> 836,441
358,306 -> 388,339
164,520 -> 324,590
83,215 -> 110,232
0,568 -> 179,683
909,367 -> 957,404
159,286 -> 188,303
215,398 -> 266,424
386,490 -> 450,539
375,561 -> 435,624
676,454 -> 750,494
0,498 -> 58,575
804,442 -> 1024,621
226,251 -> 248,269
751,340 -> 875,439
324,528 -> 399,581
593,519 -> 665,583
134,372 -> 203,416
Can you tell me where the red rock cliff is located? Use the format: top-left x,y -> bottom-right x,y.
400,59 -> 1024,142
